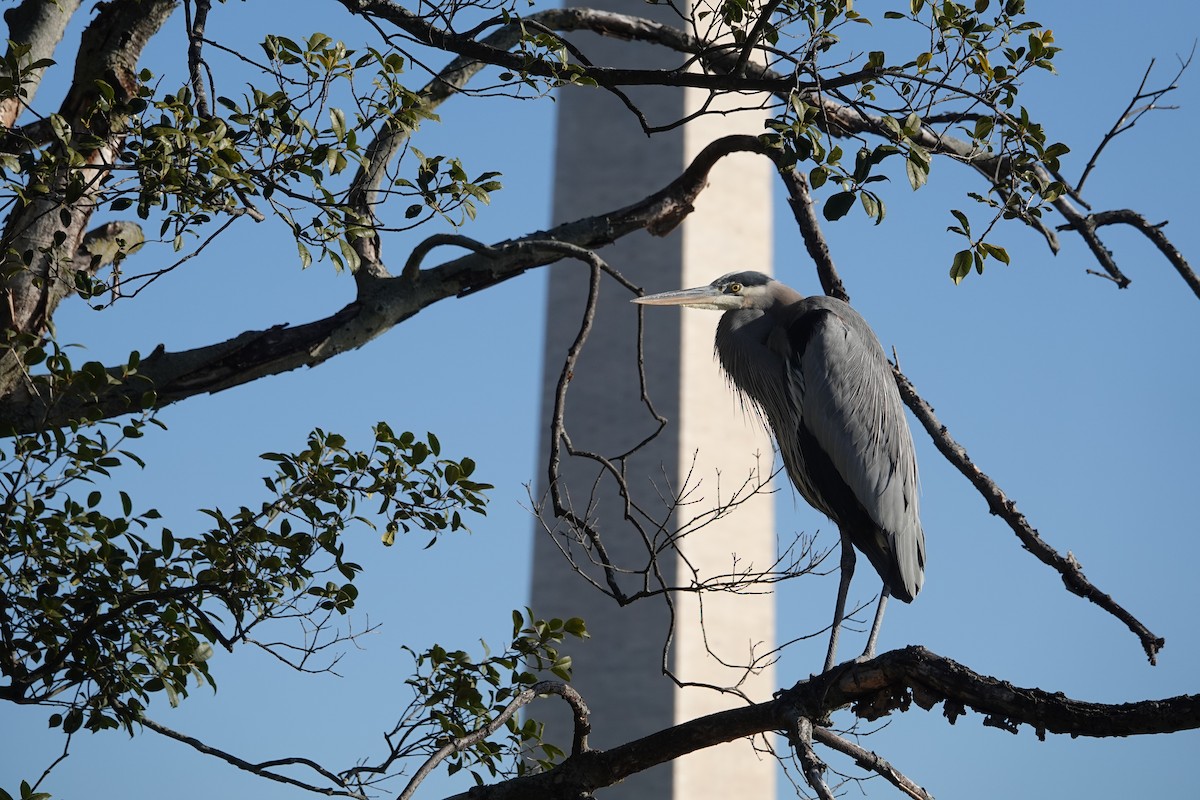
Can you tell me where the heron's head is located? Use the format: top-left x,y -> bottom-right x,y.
631,271 -> 781,311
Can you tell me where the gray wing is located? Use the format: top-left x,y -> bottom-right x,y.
780,298 -> 925,600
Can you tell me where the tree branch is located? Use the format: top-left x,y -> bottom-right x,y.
788,715 -> 836,800
812,727 -> 932,800
0,134 -> 768,434
892,367 -> 1165,664
0,0 -> 176,397
353,3 -> 1192,297
184,0 -> 214,119
779,129 -> 1163,661
1077,50 -> 1192,194
398,681 -> 589,800
138,713 -> 364,799
0,0 -> 82,128
1070,209 -> 1200,300
449,646 -> 1200,800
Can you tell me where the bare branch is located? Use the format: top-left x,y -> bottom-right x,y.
777,165 -> 848,302
1077,49 -> 1193,194
1048,188 -> 1132,288
184,0 -> 214,119
812,727 -> 933,800
29,729 -> 74,795
732,0 -> 788,77
788,715 -> 836,800
138,714 -> 365,799
1073,209 -> 1200,300
893,366 -> 1164,664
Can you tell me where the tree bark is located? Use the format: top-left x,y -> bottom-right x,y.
449,646 -> 1200,800
0,0 -> 177,398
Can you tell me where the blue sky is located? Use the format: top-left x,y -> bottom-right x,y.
4,2 -> 1200,799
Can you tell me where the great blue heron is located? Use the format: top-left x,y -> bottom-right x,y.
632,271 -> 925,671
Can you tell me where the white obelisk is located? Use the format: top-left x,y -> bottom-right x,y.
531,2 -> 777,797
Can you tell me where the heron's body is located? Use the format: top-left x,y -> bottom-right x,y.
634,271 -> 925,668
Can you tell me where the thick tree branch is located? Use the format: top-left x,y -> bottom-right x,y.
449,646 -> 1200,800
0,0 -> 83,128
0,0 -> 176,397
0,134 -> 767,434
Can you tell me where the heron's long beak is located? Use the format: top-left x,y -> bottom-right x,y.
631,285 -> 724,307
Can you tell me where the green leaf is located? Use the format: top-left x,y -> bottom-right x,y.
860,192 -> 885,224
330,108 -> 346,142
981,242 -> 1011,264
950,249 -> 973,284
337,239 -> 360,273
949,209 -> 972,236
62,708 -> 83,734
906,154 -> 928,190
823,191 -> 856,221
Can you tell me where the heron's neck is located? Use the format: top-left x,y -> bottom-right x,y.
769,282 -> 804,310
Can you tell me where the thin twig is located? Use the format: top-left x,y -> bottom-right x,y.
30,729 -> 74,793
813,726 -> 932,800
1077,49 -> 1193,194
139,714 -> 363,798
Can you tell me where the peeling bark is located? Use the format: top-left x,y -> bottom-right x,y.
0,0 -> 83,128
0,0 -> 177,399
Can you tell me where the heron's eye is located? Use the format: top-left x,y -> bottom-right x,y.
727,282 -> 743,294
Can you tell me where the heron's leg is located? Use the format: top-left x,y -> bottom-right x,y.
823,531 -> 856,673
860,585 -> 891,661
